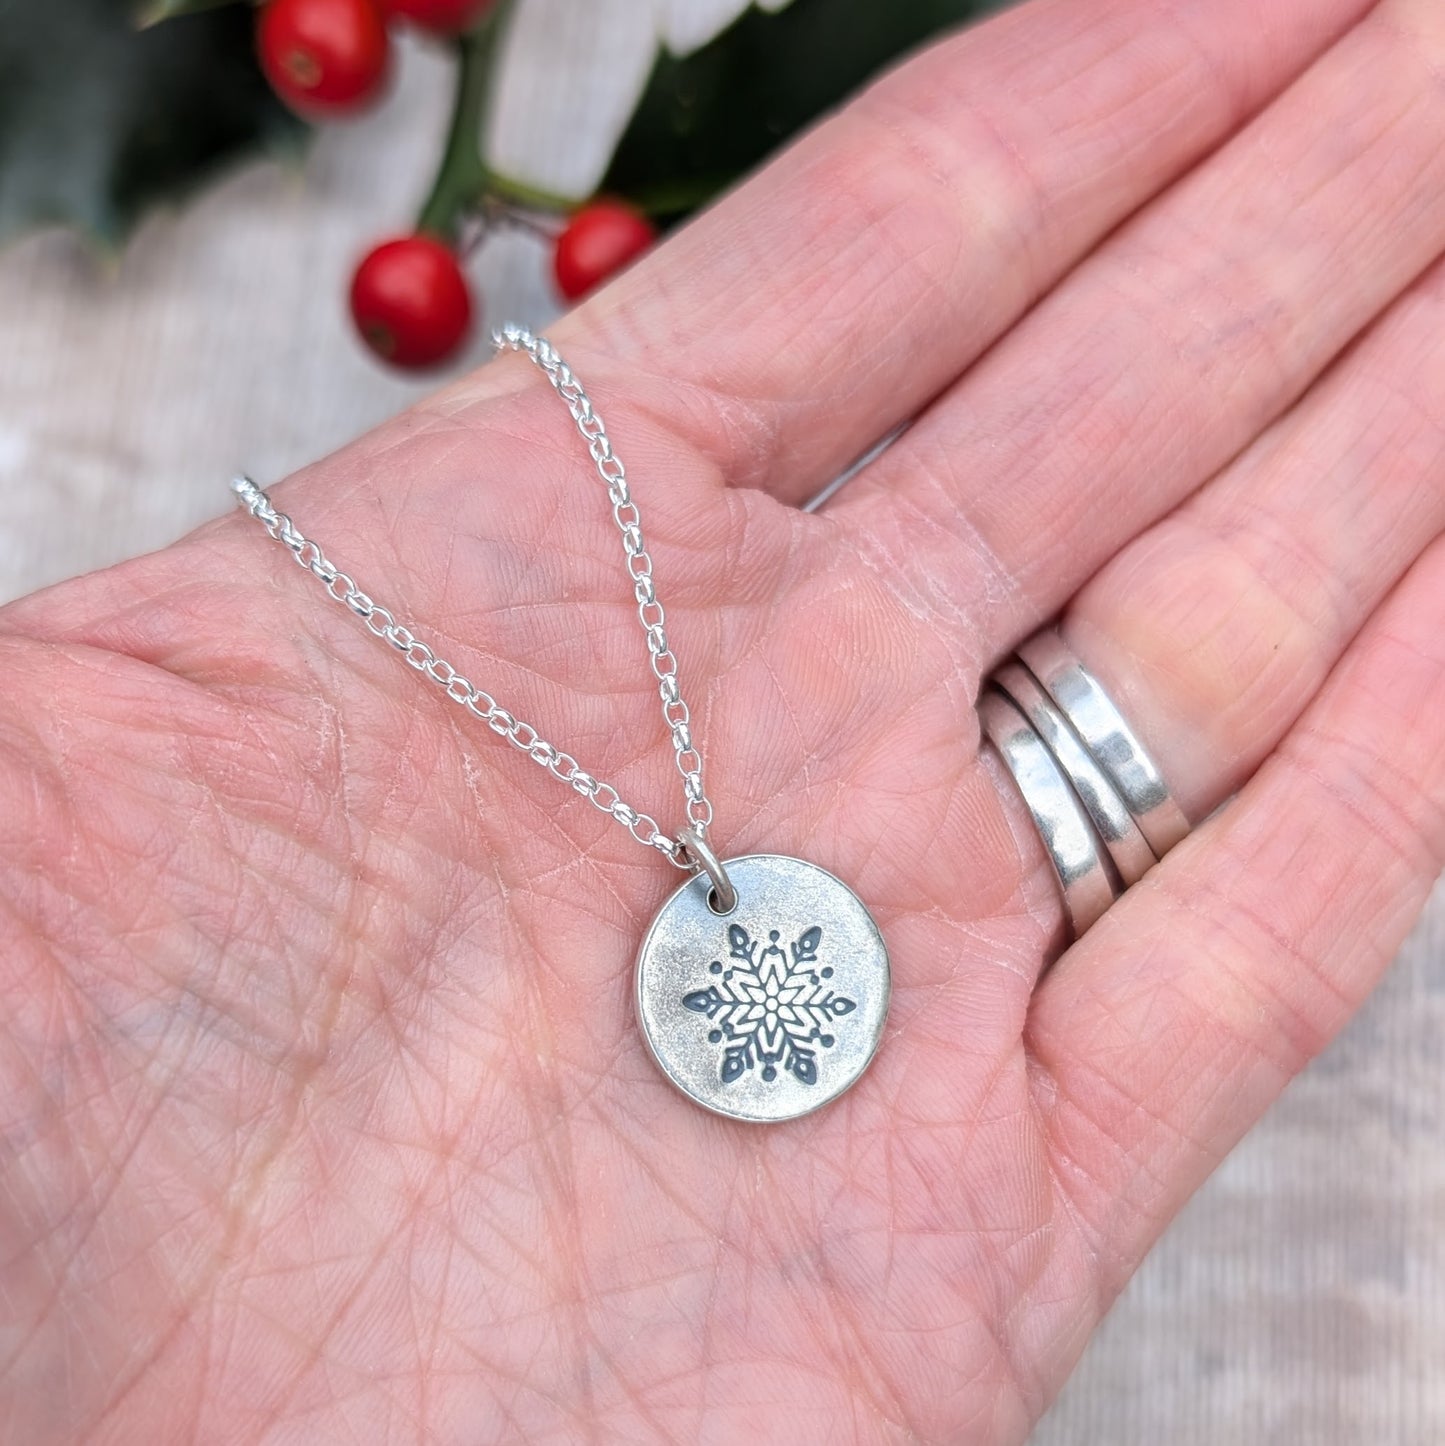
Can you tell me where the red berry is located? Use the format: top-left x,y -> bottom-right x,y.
350,236 -> 473,369
553,200 -> 657,302
257,0 -> 390,119
382,0 -> 496,36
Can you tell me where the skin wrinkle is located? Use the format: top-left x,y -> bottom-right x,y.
1217,489 -> 1374,633
915,1111 -> 1049,1413
844,1145 -> 1029,1428
2,1061 -> 167,1377
751,1194 -> 872,1414
1146,0 -> 1242,118
1045,1046 -> 1258,1270
845,496 -> 964,636
414,1178 -> 454,1446
112,1044 -> 340,1430
855,88 -> 1046,310
60,1160 -> 205,1436
188,1287 -> 226,1446
403,1145 -> 454,1441
246,1140 -> 426,1434
813,1286 -> 919,1439
176,815 -> 339,1064
17,737 -> 332,1091
1184,511 -> 1346,659
1282,723 -> 1445,874
500,1010 -> 591,1435
1045,1027 -> 1223,1213
335,543 -> 685,902
781,126 -> 974,365
1157,862 -> 1364,1072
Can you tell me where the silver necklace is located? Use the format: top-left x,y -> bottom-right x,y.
231,326 -> 890,1122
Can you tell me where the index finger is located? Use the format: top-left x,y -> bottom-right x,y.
529,0 -> 1377,504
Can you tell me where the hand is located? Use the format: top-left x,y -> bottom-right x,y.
4,0 -> 1443,1438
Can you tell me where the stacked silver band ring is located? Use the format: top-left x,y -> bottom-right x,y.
980,628 -> 1190,937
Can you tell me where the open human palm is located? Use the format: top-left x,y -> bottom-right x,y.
4,0 -> 1445,1439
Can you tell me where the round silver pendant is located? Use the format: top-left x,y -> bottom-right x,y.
635,854 -> 890,1123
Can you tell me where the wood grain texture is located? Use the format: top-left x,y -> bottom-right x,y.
0,11 -> 1439,1442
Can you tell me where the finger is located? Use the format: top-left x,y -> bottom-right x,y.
1062,249 -> 1445,822
969,241 -> 1445,953
452,0 -> 1375,502
1026,531 -> 1445,1279
831,0 -> 1445,654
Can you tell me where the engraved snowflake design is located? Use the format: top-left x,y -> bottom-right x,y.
682,922 -> 857,1086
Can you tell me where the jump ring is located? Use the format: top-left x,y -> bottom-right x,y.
676,826 -> 738,916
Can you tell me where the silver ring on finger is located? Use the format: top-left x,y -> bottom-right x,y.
992,660 -> 1159,887
1016,629 -> 1190,858
978,690 -> 1118,938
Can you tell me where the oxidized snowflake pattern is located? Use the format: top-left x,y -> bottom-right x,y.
682,922 -> 856,1086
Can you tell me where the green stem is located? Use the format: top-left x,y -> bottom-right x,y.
416,4 -> 580,242
416,20 -> 500,241
480,169 -> 581,214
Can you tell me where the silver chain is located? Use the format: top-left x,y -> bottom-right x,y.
229,325 -> 713,870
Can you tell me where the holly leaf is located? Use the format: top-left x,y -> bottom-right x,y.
0,0 -> 305,248
136,0 -> 247,24
601,0 -> 1013,221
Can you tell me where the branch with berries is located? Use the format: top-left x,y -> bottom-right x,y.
255,0 -> 661,368
0,0 -> 1006,371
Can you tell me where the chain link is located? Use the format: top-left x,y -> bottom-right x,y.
229,326 -> 715,870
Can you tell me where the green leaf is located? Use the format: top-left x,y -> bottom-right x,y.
136,0 -> 247,26
0,0 -> 306,248
600,0 -> 1013,221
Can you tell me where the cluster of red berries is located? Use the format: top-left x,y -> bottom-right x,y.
255,0 -> 658,368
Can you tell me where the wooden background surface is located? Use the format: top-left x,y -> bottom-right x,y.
1,5 -> 1440,1440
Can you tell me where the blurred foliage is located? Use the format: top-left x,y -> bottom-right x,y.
137,0 -> 246,20
0,0 -> 1012,250
0,0 -> 302,247
603,0 -> 1012,221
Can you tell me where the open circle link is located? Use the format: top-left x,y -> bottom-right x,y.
676,827 -> 737,915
